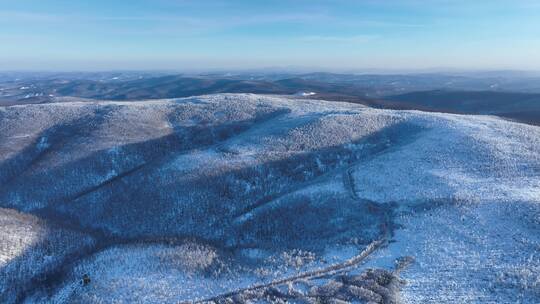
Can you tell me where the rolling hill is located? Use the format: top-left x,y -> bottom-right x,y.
3,72 -> 540,126
386,90 -> 540,125
0,94 -> 539,303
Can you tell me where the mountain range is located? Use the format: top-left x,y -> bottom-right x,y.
2,72 -> 539,125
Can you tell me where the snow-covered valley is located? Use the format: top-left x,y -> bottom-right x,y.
0,94 -> 539,303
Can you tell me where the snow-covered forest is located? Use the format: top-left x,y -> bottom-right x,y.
0,94 -> 539,303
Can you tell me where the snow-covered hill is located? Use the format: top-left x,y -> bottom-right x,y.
0,94 -> 538,303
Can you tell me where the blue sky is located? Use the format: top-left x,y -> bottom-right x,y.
1,0 -> 539,71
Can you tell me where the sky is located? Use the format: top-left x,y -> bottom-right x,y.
1,0 -> 539,71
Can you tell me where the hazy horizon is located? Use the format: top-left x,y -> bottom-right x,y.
2,68 -> 540,78
2,0 -> 540,71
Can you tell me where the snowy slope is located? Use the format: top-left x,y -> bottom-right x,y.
351,112 -> 540,204
0,94 -> 539,303
0,208 -> 95,303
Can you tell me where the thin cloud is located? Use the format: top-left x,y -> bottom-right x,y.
0,8 -> 420,34
98,12 -> 330,26
351,20 -> 424,28
0,9 -> 331,33
300,35 -> 377,43
0,10 -> 62,22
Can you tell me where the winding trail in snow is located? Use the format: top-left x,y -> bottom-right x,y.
189,239 -> 387,304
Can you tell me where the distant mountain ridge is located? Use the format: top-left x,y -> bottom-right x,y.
2,72 -> 540,125
385,90 -> 540,125
0,75 -> 367,104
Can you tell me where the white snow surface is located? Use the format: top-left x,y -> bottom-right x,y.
0,94 -> 539,303
364,201 -> 540,303
351,112 -> 540,204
